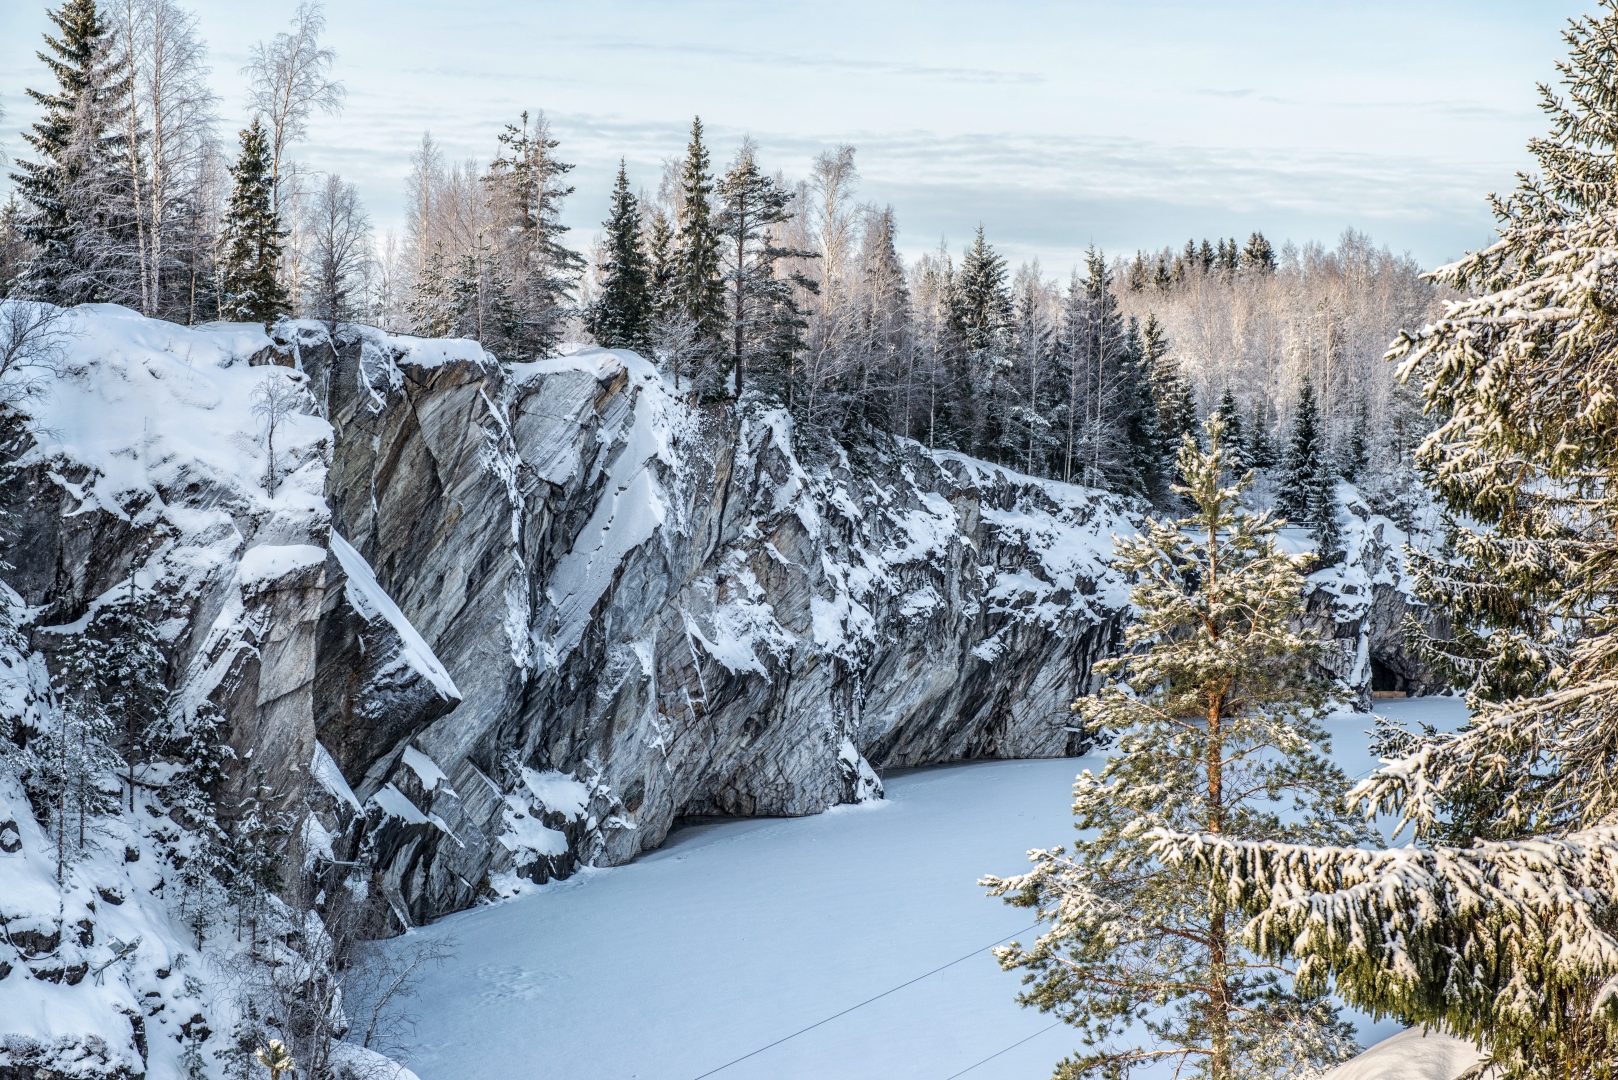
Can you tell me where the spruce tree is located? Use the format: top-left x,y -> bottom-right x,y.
1157,11 -> 1618,1077
1122,316 -> 1165,501
673,117 -> 724,339
1278,379 -> 1323,523
646,206 -> 676,313
983,417 -> 1365,1080
10,0 -> 135,306
956,227 -> 1013,459
1213,387 -> 1247,474
47,631 -> 125,881
585,160 -> 653,352
218,119 -> 288,327
1146,315 -> 1198,477
954,225 -> 1012,352
1246,401 -> 1276,471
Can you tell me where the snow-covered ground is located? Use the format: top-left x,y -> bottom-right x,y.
382,697 -> 1470,1080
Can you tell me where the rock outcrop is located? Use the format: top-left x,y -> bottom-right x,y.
297,325 -> 1136,921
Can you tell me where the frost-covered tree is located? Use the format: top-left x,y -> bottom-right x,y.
165,699 -> 232,948
85,579 -> 167,810
715,139 -> 815,397
218,118 -> 287,325
1240,231 -> 1276,274
484,111 -> 582,358
1245,401 -> 1276,472
1158,8 -> 1618,1077
585,160 -> 652,352
43,633 -> 125,882
1339,401 -> 1369,484
242,0 -> 343,221
251,368 -> 303,496
982,417 -> 1365,1080
301,172 -> 370,323
10,0 -> 139,307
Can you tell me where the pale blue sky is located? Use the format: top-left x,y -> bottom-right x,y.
0,0 -> 1587,272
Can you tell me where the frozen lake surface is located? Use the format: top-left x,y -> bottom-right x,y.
386,696 -> 1469,1080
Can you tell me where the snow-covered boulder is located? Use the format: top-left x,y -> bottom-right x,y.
1324,1028 -> 1486,1080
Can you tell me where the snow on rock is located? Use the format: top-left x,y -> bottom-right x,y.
1294,481 -> 1444,707
0,307 -> 476,1074
1324,1028 -> 1487,1080
330,532 -> 460,700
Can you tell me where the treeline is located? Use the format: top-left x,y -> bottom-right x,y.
2,0 -> 1437,525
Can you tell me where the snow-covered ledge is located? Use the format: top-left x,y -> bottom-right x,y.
1325,1029 -> 1486,1080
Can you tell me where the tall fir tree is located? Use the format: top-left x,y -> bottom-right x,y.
673,117 -> 724,340
10,0 -> 136,306
984,417 -> 1365,1080
1160,13 -> 1618,1075
217,119 -> 288,326
956,226 -> 1014,460
46,629 -> 126,881
1120,315 -> 1165,500
585,160 -> 653,352
646,206 -> 677,315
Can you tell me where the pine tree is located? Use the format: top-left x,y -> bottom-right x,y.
1278,379 -> 1323,523
673,117 -> 724,340
10,0 -> 137,306
585,160 -> 653,352
1156,11 -> 1618,1077
1213,387 -> 1247,475
218,119 -> 288,326
983,416 -> 1366,1080
714,140 -> 816,397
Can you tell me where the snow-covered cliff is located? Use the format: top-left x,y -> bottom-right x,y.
0,305 -> 1442,1075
